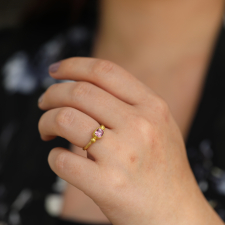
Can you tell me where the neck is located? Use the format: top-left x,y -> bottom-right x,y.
92,0 -> 224,139
92,0 -> 224,76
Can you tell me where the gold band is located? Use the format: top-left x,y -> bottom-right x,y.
83,125 -> 105,151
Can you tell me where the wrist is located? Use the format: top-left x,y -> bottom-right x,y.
154,173 -> 224,225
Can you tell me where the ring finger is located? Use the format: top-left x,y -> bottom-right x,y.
38,106 -> 116,160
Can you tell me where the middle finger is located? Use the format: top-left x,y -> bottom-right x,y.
38,81 -> 133,129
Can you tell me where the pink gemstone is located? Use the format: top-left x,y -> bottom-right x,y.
95,128 -> 104,138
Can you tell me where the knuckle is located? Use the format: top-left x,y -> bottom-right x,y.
128,114 -> 154,144
136,117 -> 154,142
54,151 -> 67,172
55,108 -> 75,128
133,115 -> 152,133
71,82 -> 92,100
91,59 -> 114,78
154,97 -> 170,119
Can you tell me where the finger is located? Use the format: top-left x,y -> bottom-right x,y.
70,145 -> 95,162
48,57 -> 153,106
48,147 -> 101,197
38,107 -> 115,159
39,81 -> 133,129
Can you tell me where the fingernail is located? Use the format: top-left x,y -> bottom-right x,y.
38,93 -> 44,104
49,61 -> 61,73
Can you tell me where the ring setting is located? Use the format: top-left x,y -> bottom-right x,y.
83,125 -> 105,150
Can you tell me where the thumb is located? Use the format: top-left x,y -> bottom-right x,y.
48,147 -> 100,196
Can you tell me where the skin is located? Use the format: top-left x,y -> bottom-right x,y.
38,0 -> 225,224
39,58 -> 224,225
55,0 -> 225,223
93,0 -> 225,140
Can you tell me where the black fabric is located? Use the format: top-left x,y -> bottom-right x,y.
54,217 -> 111,225
185,25 -> 225,220
186,25 -> 225,168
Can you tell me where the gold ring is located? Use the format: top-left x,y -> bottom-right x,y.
83,125 -> 105,150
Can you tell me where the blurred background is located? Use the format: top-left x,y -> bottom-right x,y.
0,0 -> 30,29
0,1 -> 98,224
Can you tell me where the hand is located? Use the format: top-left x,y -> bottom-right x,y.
38,57 -> 223,225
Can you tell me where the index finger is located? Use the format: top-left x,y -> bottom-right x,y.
49,57 -> 153,105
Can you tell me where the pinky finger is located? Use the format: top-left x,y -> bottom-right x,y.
48,147 -> 101,197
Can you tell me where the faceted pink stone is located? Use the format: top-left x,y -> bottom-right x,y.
95,128 -> 104,138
